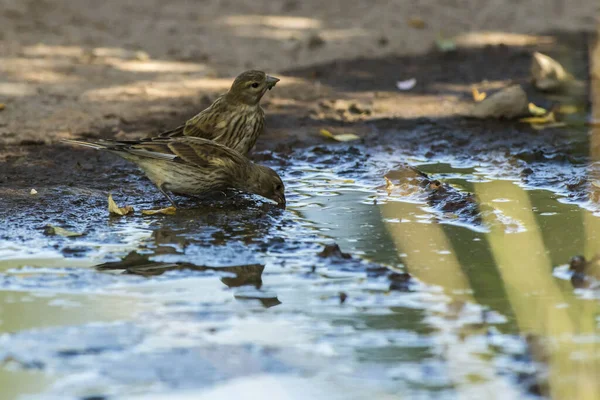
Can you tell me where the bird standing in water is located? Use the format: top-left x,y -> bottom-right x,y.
62,137 -> 286,208
158,70 -> 279,155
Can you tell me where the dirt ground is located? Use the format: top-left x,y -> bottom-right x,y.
0,0 -> 597,197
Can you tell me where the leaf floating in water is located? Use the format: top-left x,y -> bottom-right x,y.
141,206 -> 177,216
30,188 -> 38,195
317,243 -> 351,259
396,78 -> 417,91
108,193 -> 134,216
528,102 -> 547,116
384,176 -> 395,195
471,87 -> 487,102
319,129 -> 360,142
44,225 -> 84,237
519,112 -> 556,124
329,179 -> 355,184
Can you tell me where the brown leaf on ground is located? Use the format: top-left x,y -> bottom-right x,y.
141,206 -> 177,216
471,87 -> 487,102
43,225 -> 84,237
108,194 -> 134,216
320,129 -> 360,142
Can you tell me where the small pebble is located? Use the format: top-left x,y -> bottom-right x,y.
30,188 -> 38,195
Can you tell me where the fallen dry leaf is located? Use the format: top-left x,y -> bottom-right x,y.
141,206 -> 177,216
329,179 -> 356,184
531,52 -> 572,92
530,122 -> 567,130
0,103 -> 5,111
108,193 -> 134,216
320,129 -> 360,142
407,17 -> 426,29
30,188 -> 38,195
396,78 -> 417,91
528,102 -> 547,116
519,112 -> 556,124
384,176 -> 395,195
470,85 -> 529,119
471,87 -> 487,102
555,104 -> 579,114
44,225 -> 84,237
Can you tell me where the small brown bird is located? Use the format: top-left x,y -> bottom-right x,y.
63,137 -> 286,208
159,70 -> 279,155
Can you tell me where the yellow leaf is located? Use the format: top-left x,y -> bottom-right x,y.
44,225 -> 84,237
319,129 -> 360,142
142,206 -> 177,216
108,194 -> 134,216
528,102 -> 547,116
384,177 -> 395,195
530,122 -> 567,130
320,129 -> 334,139
519,112 -> 556,124
471,88 -> 486,102
329,179 -> 355,184
0,103 -> 5,111
556,104 -> 579,114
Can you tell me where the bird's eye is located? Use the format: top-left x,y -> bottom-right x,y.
251,82 -> 259,88
275,184 -> 282,191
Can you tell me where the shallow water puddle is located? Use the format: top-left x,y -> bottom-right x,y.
1,142 -> 600,399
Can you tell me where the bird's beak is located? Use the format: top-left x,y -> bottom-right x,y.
277,194 -> 286,209
266,75 -> 280,90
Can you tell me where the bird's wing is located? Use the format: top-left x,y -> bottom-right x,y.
116,137 -> 245,168
64,137 -> 245,168
166,137 -> 246,168
157,96 -> 227,139
157,123 -> 186,138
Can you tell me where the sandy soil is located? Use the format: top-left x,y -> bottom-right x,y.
0,0 -> 597,146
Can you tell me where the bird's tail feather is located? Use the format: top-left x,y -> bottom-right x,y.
61,139 -> 117,150
62,138 -> 178,162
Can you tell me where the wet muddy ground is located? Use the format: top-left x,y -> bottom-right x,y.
1,31 -> 600,400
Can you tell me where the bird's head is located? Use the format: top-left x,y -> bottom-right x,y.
227,70 -> 280,106
247,164 -> 286,208
569,255 -> 587,273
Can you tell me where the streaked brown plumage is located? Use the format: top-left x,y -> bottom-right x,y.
62,137 -> 285,208
158,70 -> 279,155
